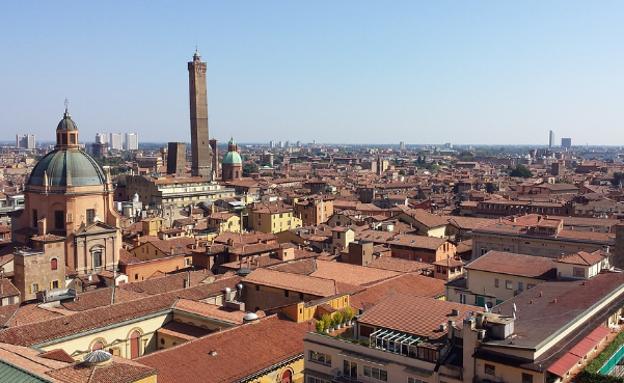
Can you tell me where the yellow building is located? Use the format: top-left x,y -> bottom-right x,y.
248,202 -> 302,234
207,211 -> 241,233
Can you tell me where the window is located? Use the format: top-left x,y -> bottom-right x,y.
484,364 -> 496,376
51,280 -> 59,289
518,282 -> 524,292
32,209 -> 38,228
308,350 -> 331,366
480,248 -> 488,255
255,285 -> 260,291
51,258 -> 58,271
54,210 -> 65,230
343,360 -> 358,379
573,267 -> 585,278
459,294 -> 466,304
284,290 -> 289,297
135,274 -> 139,280
92,249 -> 103,269
494,278 -> 499,288
364,366 -> 388,381
31,283 -> 39,294
86,209 -> 96,225
522,373 -> 533,383
505,280 -> 513,290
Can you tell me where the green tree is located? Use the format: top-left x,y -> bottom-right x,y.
242,162 -> 259,177
510,164 -> 533,178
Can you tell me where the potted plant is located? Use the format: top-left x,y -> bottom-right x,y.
321,314 -> 332,333
343,307 -> 355,326
334,312 -> 344,329
315,320 -> 325,333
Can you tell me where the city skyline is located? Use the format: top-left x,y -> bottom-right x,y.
1,1 -> 623,145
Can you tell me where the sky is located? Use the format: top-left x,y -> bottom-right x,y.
1,1 -> 623,145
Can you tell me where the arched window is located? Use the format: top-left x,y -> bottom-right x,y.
280,370 -> 293,383
129,330 -> 141,359
51,258 -> 58,271
91,339 -> 105,351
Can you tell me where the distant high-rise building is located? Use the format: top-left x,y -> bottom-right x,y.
548,130 -> 555,148
561,137 -> 572,150
167,142 -> 186,175
95,133 -> 108,145
109,133 -> 123,150
125,132 -> 139,150
278,141 -> 284,149
269,140 -> 275,149
15,134 -> 36,149
188,49 -> 212,179
399,141 -> 406,151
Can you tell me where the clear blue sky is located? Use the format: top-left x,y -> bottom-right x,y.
1,1 -> 623,145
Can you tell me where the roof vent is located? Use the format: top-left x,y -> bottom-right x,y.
208,350 -> 218,356
451,308 -> 459,316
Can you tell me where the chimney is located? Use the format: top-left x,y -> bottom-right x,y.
38,217 -> 47,236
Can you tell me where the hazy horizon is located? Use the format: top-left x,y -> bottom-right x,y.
2,1 -> 623,145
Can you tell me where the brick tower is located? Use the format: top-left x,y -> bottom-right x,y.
188,49 -> 212,179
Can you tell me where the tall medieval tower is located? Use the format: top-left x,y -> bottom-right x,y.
188,49 -> 212,179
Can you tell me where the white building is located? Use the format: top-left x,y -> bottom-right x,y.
109,133 -> 123,150
125,132 -> 139,150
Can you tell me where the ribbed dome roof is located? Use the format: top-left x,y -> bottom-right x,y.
222,151 -> 242,165
28,149 -> 106,187
57,110 -> 78,131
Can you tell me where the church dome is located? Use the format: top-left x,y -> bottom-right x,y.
27,149 -> 106,187
223,151 -> 242,165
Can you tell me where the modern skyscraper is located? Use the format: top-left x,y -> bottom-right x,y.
561,137 -> 572,150
109,133 -> 123,150
549,130 -> 555,148
188,49 -> 212,179
167,142 -> 186,175
125,132 -> 139,150
95,133 -> 108,145
16,134 -> 36,149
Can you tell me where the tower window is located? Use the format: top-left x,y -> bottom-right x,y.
86,209 -> 96,224
54,210 -> 64,230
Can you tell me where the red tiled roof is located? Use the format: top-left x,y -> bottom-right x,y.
46,356 -> 157,383
358,294 -> 481,339
466,251 -> 556,279
137,316 -> 310,383
350,274 -> 445,311
244,268 -> 339,297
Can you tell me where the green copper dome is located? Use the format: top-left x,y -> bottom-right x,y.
28,149 -> 106,187
222,151 -> 242,165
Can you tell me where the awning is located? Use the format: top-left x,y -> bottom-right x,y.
570,326 -> 609,358
548,352 -> 580,378
548,326 -> 610,377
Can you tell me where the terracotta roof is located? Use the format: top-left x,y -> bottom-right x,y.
0,278 -> 20,299
60,287 -> 148,311
367,257 -> 433,273
556,250 -> 606,266
398,208 -> 448,228
244,268 -> 339,297
466,251 -> 557,279
0,276 -> 241,347
46,356 -> 157,383
358,294 -> 480,339
137,316 -> 309,383
309,260 -> 400,286
350,274 -> 446,311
